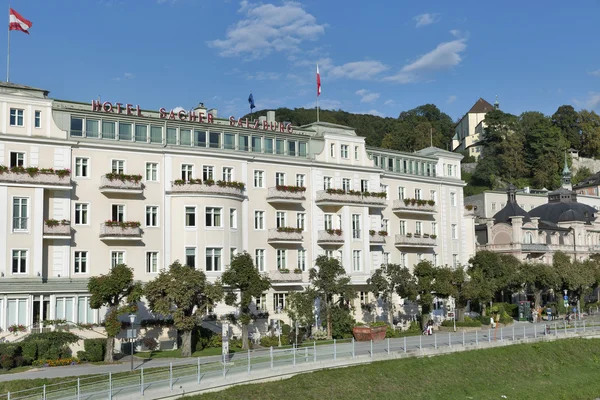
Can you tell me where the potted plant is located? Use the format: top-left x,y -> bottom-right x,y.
352,321 -> 387,341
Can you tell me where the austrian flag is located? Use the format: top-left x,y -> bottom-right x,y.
316,64 -> 321,96
9,8 -> 32,34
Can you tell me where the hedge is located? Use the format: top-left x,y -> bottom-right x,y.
78,339 -> 106,362
1,332 -> 79,370
441,319 -> 482,328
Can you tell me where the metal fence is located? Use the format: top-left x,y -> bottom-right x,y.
2,320 -> 600,400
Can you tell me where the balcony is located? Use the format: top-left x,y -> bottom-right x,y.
369,231 -> 388,244
392,199 -> 436,214
266,186 -> 306,204
0,166 -> 72,189
315,190 -> 387,208
99,222 -> 143,241
317,230 -> 345,245
99,174 -> 143,195
43,220 -> 72,240
168,179 -> 245,199
267,228 -> 304,244
268,270 -> 304,283
394,234 -> 436,248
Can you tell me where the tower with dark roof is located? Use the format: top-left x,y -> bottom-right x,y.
562,153 -> 572,191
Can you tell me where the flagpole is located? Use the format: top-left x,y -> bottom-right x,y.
6,2 -> 10,82
316,93 -> 319,123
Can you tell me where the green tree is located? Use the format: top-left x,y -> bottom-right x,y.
519,262 -> 560,310
309,255 -> 356,340
412,261 -> 437,320
88,264 -> 143,363
222,252 -> 271,350
552,105 -> 581,150
367,264 -> 416,326
553,252 -> 596,303
144,261 -> 224,357
449,267 -> 469,322
579,110 -> 600,158
286,289 -> 317,341
572,166 -> 592,185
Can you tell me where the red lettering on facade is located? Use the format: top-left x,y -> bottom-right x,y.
168,110 -> 176,120
199,113 -> 204,123
188,111 -> 197,122
178,110 -> 187,121
237,118 -> 244,127
159,108 -> 167,119
263,120 -> 269,130
287,124 -> 293,133
253,120 -> 259,129
229,116 -> 236,126
245,118 -> 249,128
102,102 -> 113,112
125,104 -> 133,115
280,122 -> 285,132
92,100 -> 102,112
116,103 -> 122,114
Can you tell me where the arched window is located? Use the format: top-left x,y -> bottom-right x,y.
524,232 -> 533,244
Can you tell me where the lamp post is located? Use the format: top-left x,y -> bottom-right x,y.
128,313 -> 136,372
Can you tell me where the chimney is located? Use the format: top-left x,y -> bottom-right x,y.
267,111 -> 276,122
208,108 -> 218,119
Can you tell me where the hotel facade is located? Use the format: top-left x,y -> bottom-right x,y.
0,82 -> 474,331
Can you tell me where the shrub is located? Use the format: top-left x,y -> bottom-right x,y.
330,305 -> 356,339
83,339 -> 106,362
194,326 -> 223,351
441,319 -> 482,327
229,338 -> 243,349
21,341 -> 37,362
141,337 -> 158,352
312,328 -> 328,340
477,315 -> 491,325
77,351 -> 88,361
1,355 -> 13,370
260,334 -> 289,347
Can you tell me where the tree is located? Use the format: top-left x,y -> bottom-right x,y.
145,261 -> 224,357
449,267 -> 469,322
519,262 -> 560,310
88,264 -> 143,363
553,252 -> 596,303
412,261 -> 437,321
579,110 -> 600,158
552,105 -> 581,150
286,289 -> 317,341
572,166 -> 592,186
221,252 -> 271,350
309,255 -> 356,339
367,264 -> 415,326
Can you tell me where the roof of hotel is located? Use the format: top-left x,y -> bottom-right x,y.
0,81 -> 49,96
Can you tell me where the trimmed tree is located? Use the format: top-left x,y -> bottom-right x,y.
286,288 -> 317,342
88,264 -> 143,363
519,262 -> 560,311
367,263 -> 415,326
222,252 -> 271,350
145,261 -> 224,357
309,255 -> 356,340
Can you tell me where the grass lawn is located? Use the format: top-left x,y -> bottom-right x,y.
135,346 -> 242,359
189,338 -> 600,400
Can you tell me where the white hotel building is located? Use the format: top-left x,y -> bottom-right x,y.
0,82 -> 474,330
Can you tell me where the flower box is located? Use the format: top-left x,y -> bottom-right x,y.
352,325 -> 387,341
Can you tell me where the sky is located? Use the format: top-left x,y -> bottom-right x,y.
6,0 -> 600,121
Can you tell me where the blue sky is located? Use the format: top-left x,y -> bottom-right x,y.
6,0 -> 600,120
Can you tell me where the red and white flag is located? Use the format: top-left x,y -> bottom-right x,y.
9,8 -> 32,34
316,64 -> 321,97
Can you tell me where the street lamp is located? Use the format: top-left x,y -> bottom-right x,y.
128,313 -> 137,372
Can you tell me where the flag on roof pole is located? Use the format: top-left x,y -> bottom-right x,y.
248,93 -> 255,110
316,64 -> 321,96
9,9 -> 32,34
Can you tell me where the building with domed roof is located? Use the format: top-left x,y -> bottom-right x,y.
474,160 -> 600,263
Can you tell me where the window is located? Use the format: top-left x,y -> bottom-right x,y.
264,138 -> 274,153
354,146 -> 359,160
227,208 -> 237,229
415,221 -> 422,235
324,176 -> 332,190
352,214 -> 361,239
102,120 -> 116,140
146,162 -> 158,181
206,248 -> 222,271
298,249 -> 306,271
297,213 -> 305,231
150,126 -> 163,143
324,214 -> 333,230
361,180 -> 369,193
431,222 -> 437,236
330,143 -> 335,157
222,167 -> 233,182
353,250 -> 361,272
12,250 -> 27,274
255,249 -> 265,272
10,152 -> 24,168
383,252 -> 390,265
239,135 -> 249,151
491,203 -> 496,211
342,178 -> 351,192
254,211 -> 264,230
205,207 -> 222,227
146,206 -> 158,227
185,206 -> 196,227
274,293 -> 287,311
111,251 -> 124,268
252,136 -> 262,152
276,249 -> 287,270
382,219 -> 389,232
181,164 -> 193,181
203,166 -> 214,181
430,190 -> 437,203
34,111 -> 41,128
433,253 -> 438,266
186,248 -> 196,268
180,129 -> 191,146
230,247 -> 237,261
255,294 -> 267,310
400,253 -> 407,267
451,224 -> 457,239
209,132 -> 221,148
146,252 -> 158,273
299,142 -> 307,157
296,174 -> 305,187
135,124 -> 147,142
119,122 -> 132,141
450,192 -> 456,206
194,130 -> 206,147
524,232 -> 533,244
341,144 -> 349,159
452,254 -> 458,268
325,250 -> 334,259
71,117 -> 83,136
288,141 -> 296,156
275,172 -> 286,186
254,170 -> 264,188
111,204 -> 124,222
74,251 -> 88,274
12,197 -> 28,231
166,127 -> 177,145
10,108 -> 24,126
111,160 -> 124,174
398,187 -> 405,200
417,253 -> 424,261
415,189 -> 422,200
75,203 -> 88,225
447,164 -> 453,177
276,211 -> 287,228
75,157 -> 89,178
399,220 -> 406,235
381,184 -> 388,199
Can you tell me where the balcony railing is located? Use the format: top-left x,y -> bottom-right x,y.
0,169 -> 71,187
315,190 -> 387,208
317,230 -> 345,244
99,175 -> 144,194
369,234 -> 387,244
392,200 -> 436,214
267,228 -> 303,243
266,187 -> 306,203
43,222 -> 72,239
394,234 -> 436,247
168,181 -> 245,199
268,270 -> 304,283
99,223 -> 143,240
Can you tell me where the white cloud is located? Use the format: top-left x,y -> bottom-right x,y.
447,95 -> 457,104
383,99 -> 398,107
245,71 -> 281,81
385,38 -> 467,83
329,61 -> 389,80
574,92 -> 600,110
207,1 -> 326,59
414,13 -> 440,28
112,72 -> 135,81
355,89 -> 380,103
364,109 -> 384,117
589,69 -> 600,76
